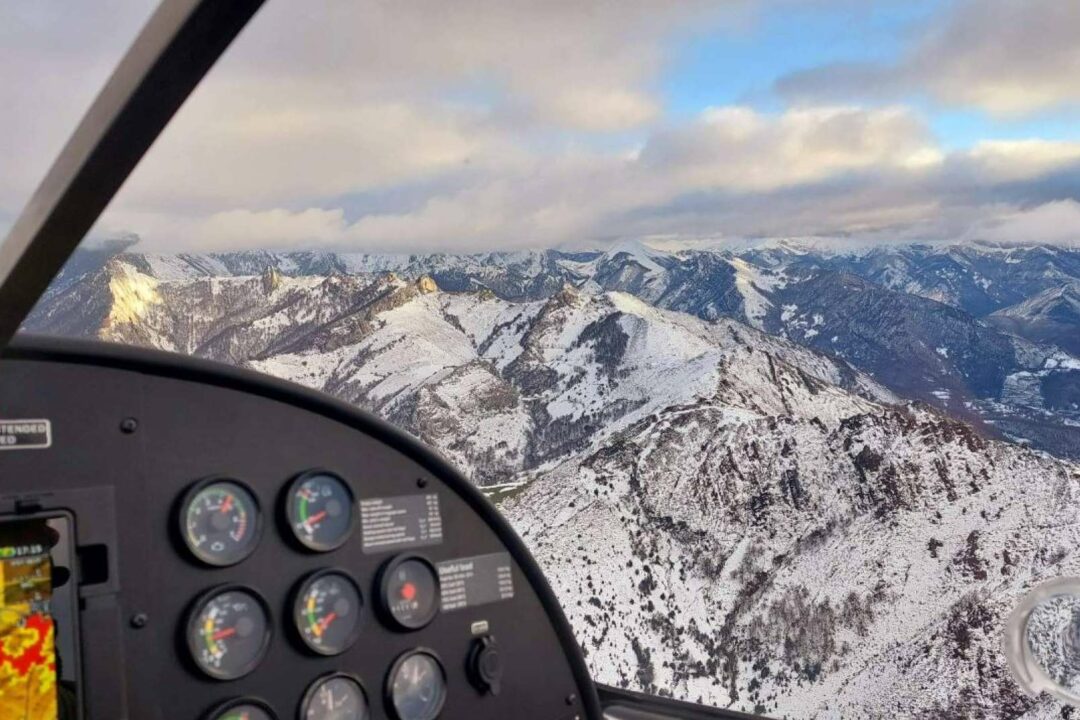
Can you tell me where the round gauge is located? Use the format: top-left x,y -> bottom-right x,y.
300,673 -> 369,720
180,478 -> 262,566
377,555 -> 440,631
386,650 -> 447,720
293,569 -> 363,655
186,585 -> 272,680
203,698 -> 277,720
285,471 -> 355,552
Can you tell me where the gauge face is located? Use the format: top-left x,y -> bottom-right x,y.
387,651 -> 446,720
181,479 -> 261,566
301,674 -> 369,720
378,556 -> 440,631
186,587 -> 272,680
293,570 -> 363,655
204,698 -> 277,720
286,472 -> 355,551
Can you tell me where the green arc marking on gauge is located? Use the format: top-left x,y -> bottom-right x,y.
298,491 -> 310,523
305,592 -> 320,636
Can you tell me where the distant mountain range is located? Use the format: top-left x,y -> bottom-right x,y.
24,239 -> 1080,718
32,239 -> 1080,460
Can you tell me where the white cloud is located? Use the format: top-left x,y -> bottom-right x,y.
1,0 -> 741,215
202,0 -> 741,131
960,140 -> 1080,183
198,208 -> 347,251
778,0 -> 1080,116
915,0 -> 1080,116
972,201 -> 1080,247
120,91 -> 496,210
641,105 -> 941,191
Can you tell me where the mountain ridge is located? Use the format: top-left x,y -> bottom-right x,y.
30,242 -> 1080,459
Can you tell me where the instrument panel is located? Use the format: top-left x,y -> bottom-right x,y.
0,337 -> 599,720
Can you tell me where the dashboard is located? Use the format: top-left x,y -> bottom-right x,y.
0,336 -> 601,720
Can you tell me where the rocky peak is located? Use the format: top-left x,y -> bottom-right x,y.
261,266 -> 283,294
551,281 -> 581,307
416,275 -> 438,294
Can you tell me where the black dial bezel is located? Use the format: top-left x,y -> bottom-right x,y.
384,648 -> 447,720
290,567 -> 365,657
375,554 -> 441,632
299,671 -> 370,720
283,469 -> 357,553
185,583 -> 274,681
202,696 -> 279,720
178,476 -> 264,567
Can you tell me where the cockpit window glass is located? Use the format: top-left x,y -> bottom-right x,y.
7,1 -> 1080,717
0,1 -> 158,238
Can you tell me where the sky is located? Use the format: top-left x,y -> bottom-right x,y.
2,0 -> 1080,253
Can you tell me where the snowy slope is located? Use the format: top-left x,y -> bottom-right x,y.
505,398 -> 1080,718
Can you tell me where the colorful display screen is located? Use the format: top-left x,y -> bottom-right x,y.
0,518 -> 75,720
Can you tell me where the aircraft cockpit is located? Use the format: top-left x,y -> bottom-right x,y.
2,2 -> 1080,719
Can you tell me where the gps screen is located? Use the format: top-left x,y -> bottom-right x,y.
0,517 -> 74,720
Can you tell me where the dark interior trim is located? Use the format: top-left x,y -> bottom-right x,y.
600,685 -> 769,720
0,0 -> 266,348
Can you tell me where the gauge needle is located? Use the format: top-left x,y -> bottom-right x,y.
220,495 -> 233,514
304,510 -> 327,529
212,627 -> 237,641
319,612 -> 337,631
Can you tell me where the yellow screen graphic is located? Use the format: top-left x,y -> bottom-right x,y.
0,546 -> 57,720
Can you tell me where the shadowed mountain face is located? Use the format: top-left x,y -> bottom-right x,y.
23,240 -> 1080,718
988,282 -> 1080,356
753,243 -> 1080,319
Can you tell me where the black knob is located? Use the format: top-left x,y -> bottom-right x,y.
467,635 -> 502,696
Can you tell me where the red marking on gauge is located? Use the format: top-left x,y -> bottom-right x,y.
400,582 -> 417,601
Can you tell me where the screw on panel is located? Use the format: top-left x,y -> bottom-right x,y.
120,418 -> 138,434
565,693 -> 577,706
417,477 -> 428,488
130,613 -> 148,629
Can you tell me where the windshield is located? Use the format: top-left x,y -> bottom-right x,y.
8,1 -> 1080,717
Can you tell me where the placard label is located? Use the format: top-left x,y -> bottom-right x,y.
0,420 -> 51,450
360,494 -> 443,553
438,552 -> 514,612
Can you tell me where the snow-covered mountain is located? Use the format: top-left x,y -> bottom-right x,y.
507,394 -> 1080,718
27,256 -> 891,485
24,242 -> 1080,718
31,241 -> 1080,459
742,241 -> 1080,319
989,283 -> 1080,356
